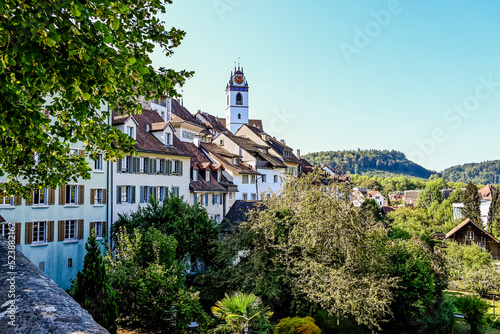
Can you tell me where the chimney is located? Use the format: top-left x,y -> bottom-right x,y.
280,139 -> 286,144
193,135 -> 201,148
297,149 -> 301,159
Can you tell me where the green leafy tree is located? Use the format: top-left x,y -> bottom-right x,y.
107,228 -> 208,333
445,242 -> 492,283
210,292 -> 273,334
417,178 -> 446,209
462,265 -> 500,296
387,207 -> 434,242
360,198 -> 382,221
245,172 -> 397,331
385,238 -> 448,330
69,231 -> 118,333
274,316 -> 321,334
462,182 -> 481,223
454,295 -> 489,334
448,189 -> 464,203
0,0 -> 192,196
112,196 -> 219,265
488,188 -> 500,236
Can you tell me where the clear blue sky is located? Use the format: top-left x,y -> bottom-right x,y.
151,0 -> 500,172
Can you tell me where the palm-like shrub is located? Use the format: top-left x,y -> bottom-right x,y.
211,292 -> 273,334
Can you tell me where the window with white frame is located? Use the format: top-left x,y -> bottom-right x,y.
94,154 -> 103,170
467,231 -> 474,240
165,132 -> 171,145
94,189 -> 103,205
0,191 -> 13,205
220,139 -> 224,146
172,186 -> 180,197
261,174 -> 266,183
181,130 -> 195,140
193,170 -> 199,182
121,156 -> 131,173
217,170 -> 222,182
126,126 -> 135,139
251,193 -> 257,200
214,215 -> 221,223
229,193 -> 233,200
0,223 -> 8,237
66,185 -> 78,204
34,188 -> 48,205
65,220 -> 77,240
274,175 -> 279,183
121,186 -> 133,203
174,160 -> 182,174
232,158 -> 238,165
242,193 -> 248,200
33,221 -> 47,243
205,170 -> 211,182
242,175 -> 249,184
251,175 -> 256,184
93,221 -> 102,238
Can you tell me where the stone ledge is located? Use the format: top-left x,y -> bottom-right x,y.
0,236 -> 108,334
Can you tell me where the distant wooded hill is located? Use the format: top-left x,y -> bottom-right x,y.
441,160 -> 500,185
303,150 -> 435,179
303,150 -> 500,185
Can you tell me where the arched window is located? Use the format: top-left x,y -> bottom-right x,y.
236,92 -> 243,105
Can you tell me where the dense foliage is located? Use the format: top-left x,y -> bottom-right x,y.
210,292 -> 273,334
69,231 -> 117,333
107,228 -> 208,332
442,160 -> 500,185
274,316 -> 322,334
462,182 -> 482,223
0,0 -> 192,196
112,196 -> 220,265
303,149 -> 434,178
454,295 -> 490,334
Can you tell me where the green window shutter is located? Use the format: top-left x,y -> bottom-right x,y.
167,160 -> 172,175
179,160 -> 183,176
163,159 -> 167,175
131,186 -> 136,204
116,186 -> 122,204
140,186 -> 144,203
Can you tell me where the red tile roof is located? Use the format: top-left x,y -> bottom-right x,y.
479,184 -> 496,201
201,142 -> 261,175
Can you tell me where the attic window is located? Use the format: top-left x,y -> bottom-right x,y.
220,139 -> 224,146
232,158 -> 238,165
205,170 -> 211,182
193,170 -> 199,182
126,126 -> 135,139
164,132 -> 171,145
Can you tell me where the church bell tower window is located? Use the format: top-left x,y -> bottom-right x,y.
236,92 -> 243,105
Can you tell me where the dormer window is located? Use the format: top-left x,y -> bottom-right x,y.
193,170 -> 199,182
205,170 -> 211,182
165,132 -> 171,145
217,170 -> 222,182
220,139 -> 224,146
236,93 -> 243,106
127,126 -> 135,139
283,150 -> 291,157
232,158 -> 238,165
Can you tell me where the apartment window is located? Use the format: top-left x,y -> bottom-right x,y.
94,189 -> 103,204
467,231 -> 474,241
174,160 -> 181,174
159,187 -> 168,201
194,193 -> 198,204
250,175 -> 256,184
242,175 -> 249,184
214,215 -> 221,223
193,170 -> 199,182
66,185 -> 78,204
93,221 -> 102,238
220,194 -> 223,204
121,156 -> 131,173
205,170 -> 211,182
140,158 -> 147,173
284,150 -> 291,157
251,193 -> 257,201
0,191 -> 13,205
165,132 -> 171,145
159,159 -> 165,174
65,220 -> 77,240
242,193 -> 248,200
182,130 -> 195,140
172,186 -> 180,197
33,188 -> 48,205
121,186 -> 134,203
261,175 -> 266,183
229,193 -> 233,200
127,126 -> 135,139
33,221 -> 47,243
204,193 -> 209,206
212,194 -> 217,205
94,154 -> 103,170
68,258 -> 73,268
274,175 -> 279,183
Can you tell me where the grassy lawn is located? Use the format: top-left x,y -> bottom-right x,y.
444,290 -> 500,334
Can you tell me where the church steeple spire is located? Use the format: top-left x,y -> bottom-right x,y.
226,61 -> 249,133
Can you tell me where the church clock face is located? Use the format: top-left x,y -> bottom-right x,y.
234,75 -> 244,85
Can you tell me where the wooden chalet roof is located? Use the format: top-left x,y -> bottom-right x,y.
445,218 -> 500,243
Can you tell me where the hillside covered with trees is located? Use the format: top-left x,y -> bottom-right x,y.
303,149 -> 435,179
441,160 -> 500,185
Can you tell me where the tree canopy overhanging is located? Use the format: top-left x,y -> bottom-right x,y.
0,0 -> 192,195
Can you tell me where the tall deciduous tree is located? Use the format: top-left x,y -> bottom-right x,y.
488,187 -> 500,236
70,231 -> 118,333
0,0 -> 192,195
462,182 -> 481,223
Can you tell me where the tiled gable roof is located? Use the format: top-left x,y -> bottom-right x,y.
196,111 -> 229,134
113,110 -> 193,157
479,184 -> 496,200
201,142 -> 261,175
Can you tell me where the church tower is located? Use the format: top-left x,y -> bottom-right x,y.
226,64 -> 249,133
